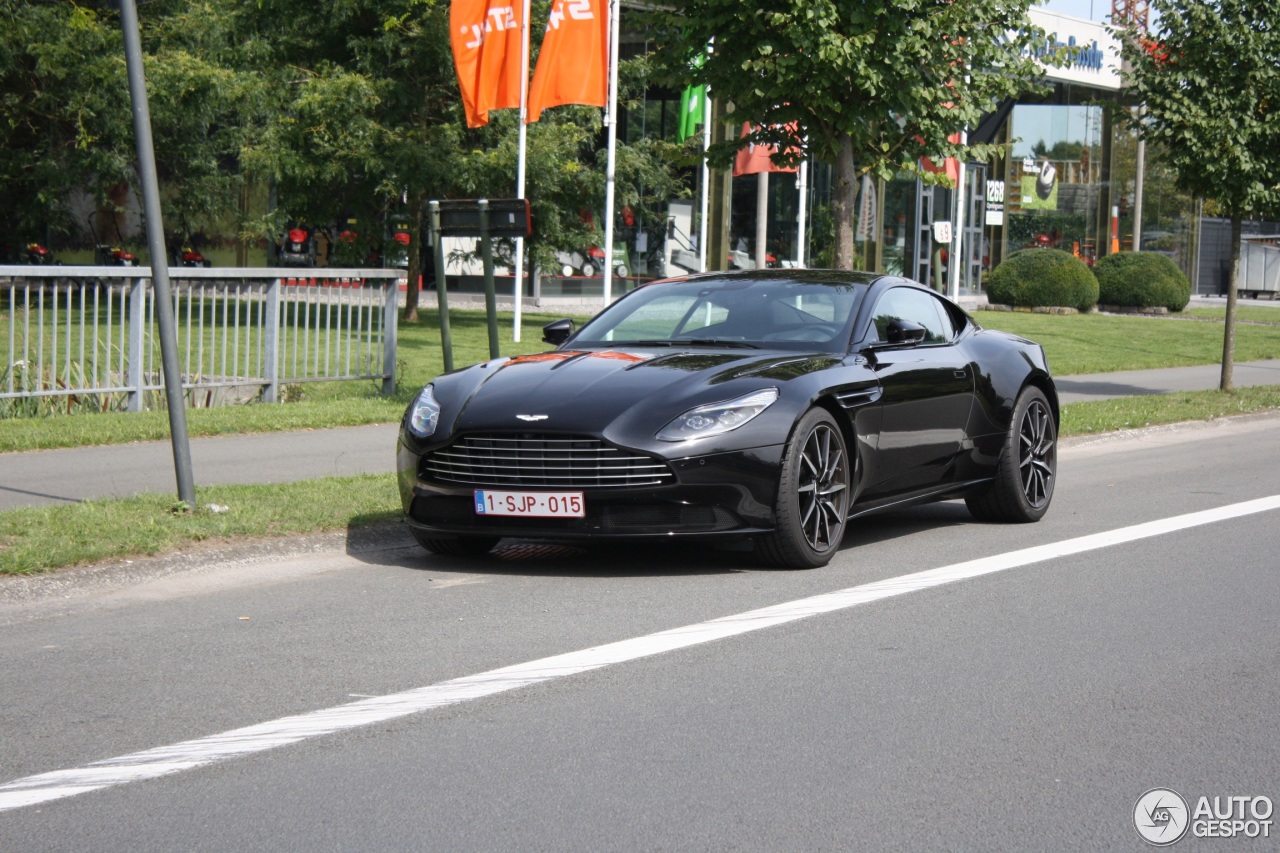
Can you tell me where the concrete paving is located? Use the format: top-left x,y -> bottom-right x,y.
1,360 -> 1277,511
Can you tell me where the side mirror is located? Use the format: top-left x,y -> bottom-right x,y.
542,318 -> 575,346
885,319 -> 927,346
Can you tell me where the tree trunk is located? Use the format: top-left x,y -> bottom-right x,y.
832,136 -> 858,270
1220,215 -> 1241,391
402,192 -> 426,323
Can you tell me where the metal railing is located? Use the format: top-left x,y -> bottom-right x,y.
1,267 -> 401,413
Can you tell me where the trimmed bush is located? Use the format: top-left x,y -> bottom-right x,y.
1093,251 -> 1192,312
986,248 -> 1099,311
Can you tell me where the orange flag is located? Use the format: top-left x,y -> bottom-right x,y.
733,123 -> 800,177
921,132 -> 963,183
450,0 -> 524,128
527,0 -> 608,123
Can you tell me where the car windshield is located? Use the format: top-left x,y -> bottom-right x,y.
571,272 -> 870,352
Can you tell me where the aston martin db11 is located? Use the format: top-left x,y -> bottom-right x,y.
397,269 -> 1057,568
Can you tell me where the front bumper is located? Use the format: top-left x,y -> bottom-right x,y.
397,440 -> 784,541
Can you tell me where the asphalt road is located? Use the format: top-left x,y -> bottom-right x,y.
3,360 -> 1279,511
2,414 -> 1278,851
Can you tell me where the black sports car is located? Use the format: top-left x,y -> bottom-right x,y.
398,269 -> 1057,568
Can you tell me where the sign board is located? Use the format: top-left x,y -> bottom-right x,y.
436,199 -> 531,238
1025,10 -> 1122,92
986,180 -> 1005,226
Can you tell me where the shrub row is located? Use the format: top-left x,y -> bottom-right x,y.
985,249 -> 1191,312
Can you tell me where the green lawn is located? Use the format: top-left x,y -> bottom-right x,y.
973,309 -> 1280,375
1179,306 -> 1280,324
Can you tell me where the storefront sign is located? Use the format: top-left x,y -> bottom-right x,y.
1025,10 -> 1121,92
986,180 -> 1005,226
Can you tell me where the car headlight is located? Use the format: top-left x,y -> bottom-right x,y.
407,385 -> 441,438
657,387 -> 779,441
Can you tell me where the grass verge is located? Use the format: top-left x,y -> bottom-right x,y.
3,386 -> 1279,576
0,476 -> 400,575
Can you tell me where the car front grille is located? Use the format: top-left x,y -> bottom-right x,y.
421,434 -> 674,488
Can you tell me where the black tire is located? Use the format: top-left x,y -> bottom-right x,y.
757,408 -> 851,569
966,385 -> 1056,523
410,529 -> 499,557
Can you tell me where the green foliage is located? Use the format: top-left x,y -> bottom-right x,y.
641,0 -> 1060,267
1116,0 -> 1280,222
0,2 -> 132,240
1093,251 -> 1192,312
987,249 -> 1099,311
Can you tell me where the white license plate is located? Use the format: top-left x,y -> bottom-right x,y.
474,490 -> 585,518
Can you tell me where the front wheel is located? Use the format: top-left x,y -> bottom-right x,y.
757,408 -> 851,569
966,385 -> 1056,522
411,530 -> 499,557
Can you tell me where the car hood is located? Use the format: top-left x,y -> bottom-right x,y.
439,348 -> 837,437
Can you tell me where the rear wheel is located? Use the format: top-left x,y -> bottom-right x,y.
757,408 -> 850,569
966,385 -> 1056,522
411,530 -> 499,557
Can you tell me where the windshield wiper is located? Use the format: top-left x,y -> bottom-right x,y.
609,338 -> 760,349
676,338 -> 760,349
612,340 -> 679,347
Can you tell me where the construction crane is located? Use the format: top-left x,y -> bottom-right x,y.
1111,0 -> 1150,32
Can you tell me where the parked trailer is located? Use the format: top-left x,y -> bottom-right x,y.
1239,236 -> 1280,298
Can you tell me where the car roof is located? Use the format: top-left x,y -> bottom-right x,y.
650,269 -> 885,289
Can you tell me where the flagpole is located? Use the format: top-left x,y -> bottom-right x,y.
699,87 -> 710,272
512,0 -> 531,342
601,0 -> 621,307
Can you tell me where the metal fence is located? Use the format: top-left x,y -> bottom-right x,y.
1,267 -> 401,414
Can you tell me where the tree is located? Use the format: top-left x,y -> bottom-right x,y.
642,0 -> 1056,269
1115,0 -> 1280,389
0,2 -> 133,244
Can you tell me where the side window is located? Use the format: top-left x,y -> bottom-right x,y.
928,295 -> 960,341
869,288 -> 949,344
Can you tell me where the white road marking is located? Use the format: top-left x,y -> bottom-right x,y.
3,494 -> 1278,813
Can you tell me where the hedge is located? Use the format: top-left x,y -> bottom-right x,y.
1093,251 -> 1192,312
986,248 -> 1099,311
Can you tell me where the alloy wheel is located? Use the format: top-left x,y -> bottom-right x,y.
1018,399 -> 1056,508
796,423 -> 849,552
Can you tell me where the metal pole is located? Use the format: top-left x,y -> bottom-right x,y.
699,87 -> 711,271
512,0 -> 531,342
478,200 -> 500,360
795,158 -> 808,266
601,0 -> 621,305
948,132 -> 968,301
118,0 -> 195,507
1133,107 -> 1146,252
429,202 -> 453,372
755,172 -> 768,270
